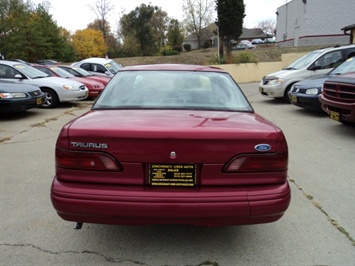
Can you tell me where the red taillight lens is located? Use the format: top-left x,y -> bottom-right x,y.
56,148 -> 122,171
224,153 -> 288,173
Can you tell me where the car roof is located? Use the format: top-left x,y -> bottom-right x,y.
121,64 -> 227,73
316,44 -> 355,54
78,57 -> 114,64
0,60 -> 19,66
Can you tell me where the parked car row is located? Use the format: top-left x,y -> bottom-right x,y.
0,57 -> 120,113
259,44 -> 355,124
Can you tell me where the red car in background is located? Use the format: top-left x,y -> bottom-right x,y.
32,64 -> 105,98
50,64 -> 290,229
58,65 -> 111,86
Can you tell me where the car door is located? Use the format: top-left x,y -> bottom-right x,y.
0,64 -> 31,85
91,63 -> 109,77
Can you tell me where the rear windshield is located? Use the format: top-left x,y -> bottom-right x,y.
93,70 -> 253,112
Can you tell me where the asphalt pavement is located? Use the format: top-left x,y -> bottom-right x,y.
0,83 -> 354,266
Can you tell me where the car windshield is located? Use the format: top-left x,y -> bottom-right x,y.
330,57 -> 355,75
105,61 -> 123,74
93,70 -> 253,112
13,64 -> 48,78
72,67 -> 93,76
50,67 -> 75,78
286,50 -> 323,70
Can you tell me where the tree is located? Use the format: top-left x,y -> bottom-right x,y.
0,0 -> 76,62
120,4 -> 160,56
215,0 -> 245,55
150,7 -> 169,49
71,29 -> 107,59
89,0 -> 114,42
182,0 -> 215,49
256,19 -> 276,35
167,19 -> 184,48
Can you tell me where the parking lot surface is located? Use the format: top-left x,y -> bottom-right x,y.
1,82 -> 354,266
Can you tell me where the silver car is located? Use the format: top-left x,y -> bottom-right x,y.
0,61 -> 88,108
71,57 -> 123,77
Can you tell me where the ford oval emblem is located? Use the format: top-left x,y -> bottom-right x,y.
255,144 -> 271,152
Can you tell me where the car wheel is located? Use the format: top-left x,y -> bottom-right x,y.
41,88 -> 59,108
283,84 -> 294,103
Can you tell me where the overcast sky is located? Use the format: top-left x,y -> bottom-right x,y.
32,0 -> 288,33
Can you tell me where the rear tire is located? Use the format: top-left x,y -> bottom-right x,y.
41,88 -> 59,108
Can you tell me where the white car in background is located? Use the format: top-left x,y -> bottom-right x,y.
71,57 -> 123,77
0,61 -> 88,108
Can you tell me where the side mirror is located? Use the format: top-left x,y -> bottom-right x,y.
308,64 -> 321,71
14,74 -> 24,79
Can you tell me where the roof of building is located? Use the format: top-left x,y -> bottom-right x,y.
341,24 -> 355,31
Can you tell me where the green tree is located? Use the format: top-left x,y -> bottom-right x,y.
0,0 -> 32,59
150,8 -> 169,49
167,19 -> 184,48
215,0 -> 245,55
120,4 -> 159,56
0,0 -> 76,62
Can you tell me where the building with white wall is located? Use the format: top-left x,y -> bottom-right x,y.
275,0 -> 355,47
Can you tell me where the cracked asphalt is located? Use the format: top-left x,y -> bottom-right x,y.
0,83 -> 354,266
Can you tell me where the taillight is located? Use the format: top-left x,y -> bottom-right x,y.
224,153 -> 288,173
56,148 -> 122,171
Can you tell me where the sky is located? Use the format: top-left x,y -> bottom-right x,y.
31,0 -> 288,33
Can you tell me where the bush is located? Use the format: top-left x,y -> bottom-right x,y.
183,44 -> 191,52
233,51 -> 258,64
162,50 -> 180,56
208,55 -> 227,65
202,41 -> 211,49
173,45 -> 182,52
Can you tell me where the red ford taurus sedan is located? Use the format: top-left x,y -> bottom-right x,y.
51,64 -> 290,228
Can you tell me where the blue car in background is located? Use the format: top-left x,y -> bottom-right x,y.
288,56 -> 355,111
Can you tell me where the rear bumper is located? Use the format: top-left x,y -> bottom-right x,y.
51,179 -> 291,226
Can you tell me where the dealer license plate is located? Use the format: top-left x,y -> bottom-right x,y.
329,111 -> 340,122
36,98 -> 43,105
291,95 -> 297,103
149,163 -> 197,187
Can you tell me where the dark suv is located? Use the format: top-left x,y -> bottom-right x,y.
319,71 -> 355,124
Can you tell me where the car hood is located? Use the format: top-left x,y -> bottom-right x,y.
70,77 -> 104,87
294,75 -> 329,88
58,110 -> 283,163
265,69 -> 298,79
30,76 -> 84,87
0,82 -> 40,92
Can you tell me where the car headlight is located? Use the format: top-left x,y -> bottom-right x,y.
63,85 -> 79,91
0,92 -> 27,98
268,78 -> 285,85
305,88 -> 319,95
